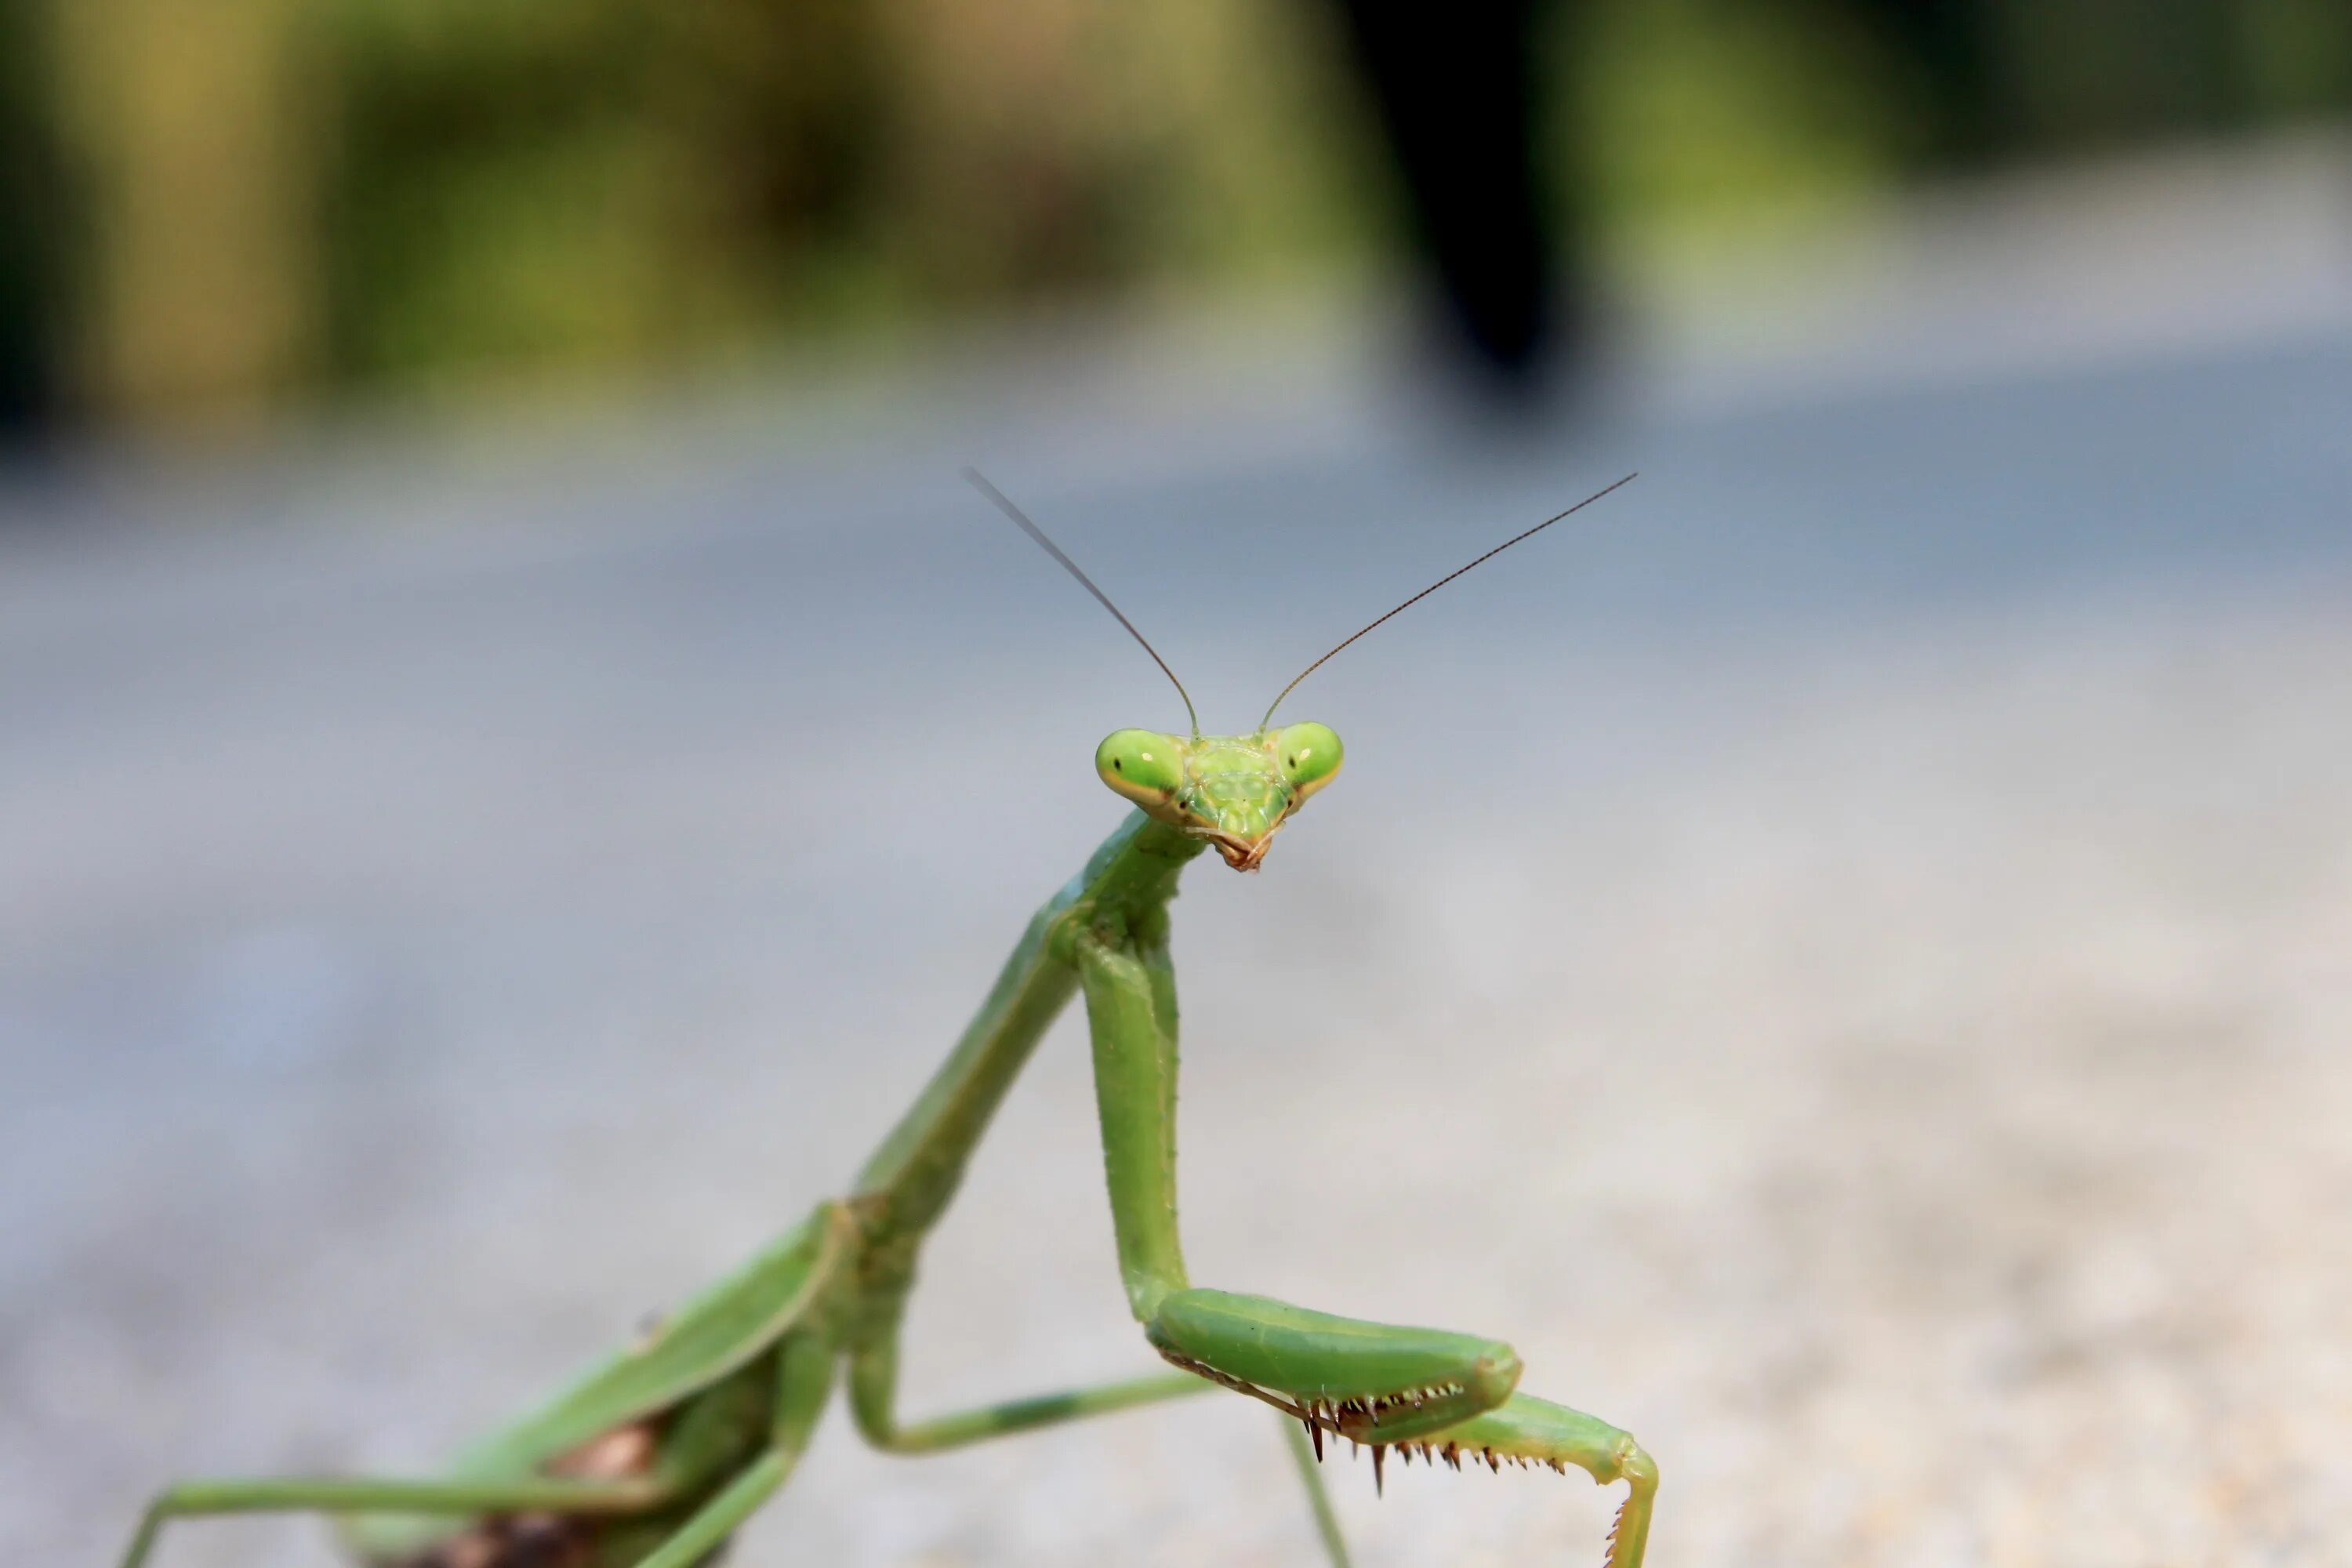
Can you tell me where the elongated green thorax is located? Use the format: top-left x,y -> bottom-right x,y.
849,812 -> 1202,1236
848,720 -> 1346,1312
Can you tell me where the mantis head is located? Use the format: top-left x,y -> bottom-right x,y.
1096,724 -> 1342,872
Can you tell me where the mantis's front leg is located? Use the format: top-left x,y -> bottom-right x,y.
1076,932 -> 1657,1568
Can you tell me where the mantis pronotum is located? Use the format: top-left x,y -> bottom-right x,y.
122,471 -> 1654,1568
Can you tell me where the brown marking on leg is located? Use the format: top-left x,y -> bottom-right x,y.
547,1421 -> 659,1482
397,1419 -> 662,1568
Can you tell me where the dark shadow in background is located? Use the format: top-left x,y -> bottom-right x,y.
1323,0 -> 2345,400
1324,0 -> 1570,401
1319,1 -> 2003,401
0,0 -> 72,447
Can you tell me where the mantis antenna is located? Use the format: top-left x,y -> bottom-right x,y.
1258,471 -> 1639,730
964,467 -> 1202,739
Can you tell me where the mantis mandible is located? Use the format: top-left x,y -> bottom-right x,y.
121,470 -> 1655,1568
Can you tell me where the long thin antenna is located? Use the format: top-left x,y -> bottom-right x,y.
963,468 -> 1201,739
1258,472 -> 1638,731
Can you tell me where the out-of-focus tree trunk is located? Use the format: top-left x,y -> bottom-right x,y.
54,0 -> 318,433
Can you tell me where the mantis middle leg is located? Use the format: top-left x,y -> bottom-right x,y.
847,1343 -> 1209,1454
843,1251 -> 1357,1564
1076,931 -> 1657,1568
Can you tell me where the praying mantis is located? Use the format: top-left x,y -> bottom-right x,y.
120,470 -> 1656,1568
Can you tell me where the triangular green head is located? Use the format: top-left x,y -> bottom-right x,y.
1094,723 -> 1341,871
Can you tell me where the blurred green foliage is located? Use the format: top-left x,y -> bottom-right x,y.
12,0 -> 2347,429
1568,0 -> 1919,244
309,0 -> 1373,390
319,0 -> 894,382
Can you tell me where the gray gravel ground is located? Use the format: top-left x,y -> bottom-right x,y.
5,143 -> 2352,1567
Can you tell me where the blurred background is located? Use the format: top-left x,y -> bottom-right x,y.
4,2 -> 2350,1566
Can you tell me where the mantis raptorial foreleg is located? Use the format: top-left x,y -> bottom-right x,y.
1075,925 -> 1657,1568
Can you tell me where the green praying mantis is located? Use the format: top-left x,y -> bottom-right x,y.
121,470 -> 1655,1568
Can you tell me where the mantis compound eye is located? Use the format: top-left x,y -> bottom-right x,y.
1269,722 -> 1343,802
1096,730 -> 1188,808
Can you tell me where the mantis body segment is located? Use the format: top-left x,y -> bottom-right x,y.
122,476 -> 1656,1568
